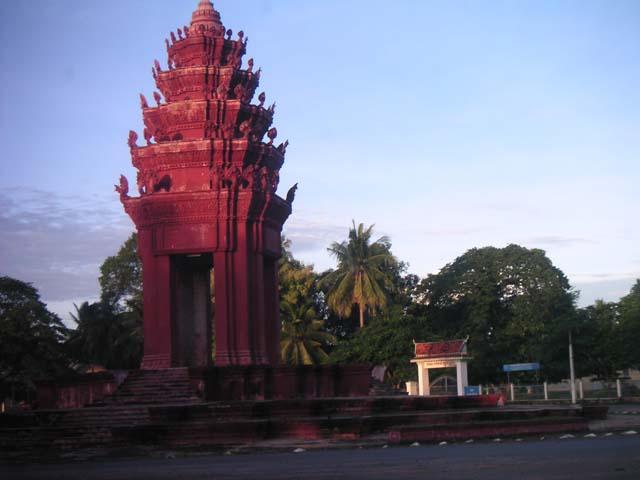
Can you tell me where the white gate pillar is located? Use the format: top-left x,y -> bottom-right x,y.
456,361 -> 469,396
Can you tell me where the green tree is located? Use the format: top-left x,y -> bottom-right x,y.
574,300 -> 624,380
280,301 -> 335,365
99,233 -> 142,312
279,237 -> 334,365
67,233 -> 143,369
618,280 -> 640,368
330,310 -> 433,386
0,277 -> 70,401
321,222 -> 396,329
67,301 -> 142,369
416,244 -> 577,383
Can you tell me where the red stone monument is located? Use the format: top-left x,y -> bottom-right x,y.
14,3 -> 599,452
117,0 -> 293,371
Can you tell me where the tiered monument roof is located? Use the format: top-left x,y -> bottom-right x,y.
117,0 -> 291,218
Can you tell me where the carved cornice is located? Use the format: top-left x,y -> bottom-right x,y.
156,66 -> 259,103
142,100 -> 272,143
123,190 -> 290,230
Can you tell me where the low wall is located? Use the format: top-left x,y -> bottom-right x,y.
189,365 -> 372,401
36,371 -> 127,410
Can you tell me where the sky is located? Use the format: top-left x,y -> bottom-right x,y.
1,0 -> 639,323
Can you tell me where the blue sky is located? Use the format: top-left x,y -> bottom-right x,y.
1,0 -> 639,321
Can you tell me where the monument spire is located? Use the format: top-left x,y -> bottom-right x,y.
120,1 -> 290,369
191,0 -> 224,36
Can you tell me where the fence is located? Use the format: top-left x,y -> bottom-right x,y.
486,379 -> 640,402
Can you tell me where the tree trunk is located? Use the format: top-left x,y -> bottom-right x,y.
359,303 -> 365,329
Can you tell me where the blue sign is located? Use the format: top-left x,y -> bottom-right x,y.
502,363 -> 541,373
464,386 -> 481,396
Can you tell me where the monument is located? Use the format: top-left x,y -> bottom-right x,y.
118,0 -> 293,371
4,3 -> 604,456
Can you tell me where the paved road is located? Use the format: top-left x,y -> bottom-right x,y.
3,435 -> 639,480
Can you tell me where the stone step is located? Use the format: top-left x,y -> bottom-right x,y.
388,416 -> 589,443
0,398 -> 601,456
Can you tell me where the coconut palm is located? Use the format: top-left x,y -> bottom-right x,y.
280,301 -> 336,365
322,222 -> 395,329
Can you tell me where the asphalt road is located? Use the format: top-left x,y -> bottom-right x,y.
3,435 -> 640,480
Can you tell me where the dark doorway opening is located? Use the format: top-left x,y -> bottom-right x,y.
171,254 -> 214,367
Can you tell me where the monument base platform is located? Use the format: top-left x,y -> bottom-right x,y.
36,365 -> 372,410
0,395 -> 606,460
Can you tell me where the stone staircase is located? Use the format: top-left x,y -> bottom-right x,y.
101,368 -> 202,406
0,395 -> 607,459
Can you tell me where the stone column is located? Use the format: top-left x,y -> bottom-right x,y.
140,241 -> 173,370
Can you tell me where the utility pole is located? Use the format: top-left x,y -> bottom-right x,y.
569,330 -> 577,404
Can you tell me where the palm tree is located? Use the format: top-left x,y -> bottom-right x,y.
67,302 -> 142,369
322,222 -> 395,329
280,302 -> 336,365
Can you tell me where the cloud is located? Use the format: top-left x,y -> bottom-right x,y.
0,188 -> 133,307
283,213 -> 347,254
421,227 -> 490,237
525,235 -> 598,247
570,272 -> 640,284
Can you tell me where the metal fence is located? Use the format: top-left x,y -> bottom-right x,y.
488,379 -> 640,402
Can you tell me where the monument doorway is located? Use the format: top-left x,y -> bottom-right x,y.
171,254 -> 214,368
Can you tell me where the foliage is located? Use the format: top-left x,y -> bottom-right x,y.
0,277 -> 70,400
573,301 -> 624,380
279,237 -> 334,365
330,307 -> 434,386
321,222 -> 396,329
66,301 -> 142,370
618,280 -> 640,369
415,244 -> 577,383
99,233 -> 142,313
280,301 -> 336,365
67,233 -> 143,369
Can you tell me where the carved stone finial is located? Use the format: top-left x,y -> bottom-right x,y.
277,140 -> 289,154
226,29 -> 233,40
247,58 -> 254,73
191,0 -> 224,37
239,119 -> 252,139
165,39 -> 170,51
184,25 -> 190,38
237,31 -> 244,41
170,32 -> 177,44
152,67 -> 157,80
128,130 -> 138,149
153,91 -> 162,107
286,183 -> 298,205
233,84 -> 246,102
154,59 -> 162,73
267,127 -> 278,145
268,102 -> 277,114
144,128 -> 153,146
216,76 -> 231,99
258,92 -> 266,108
115,174 -> 130,201
140,94 -> 149,109
177,28 -> 183,40
256,68 -> 262,79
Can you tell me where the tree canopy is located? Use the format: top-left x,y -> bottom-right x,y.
279,238 -> 334,365
0,277 -> 70,400
67,233 -> 143,369
415,245 -> 577,383
322,222 -> 396,329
